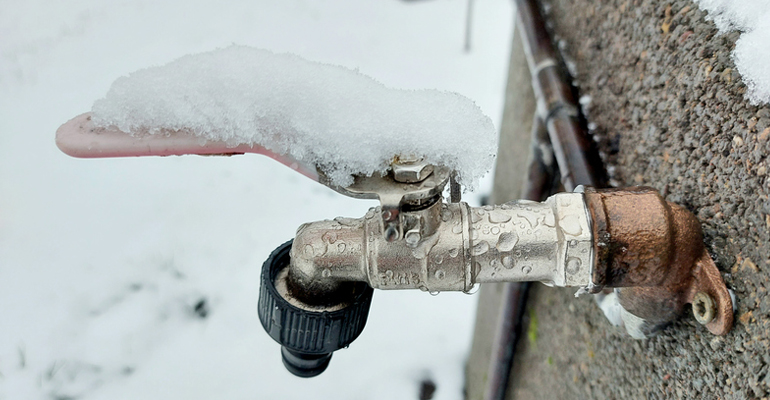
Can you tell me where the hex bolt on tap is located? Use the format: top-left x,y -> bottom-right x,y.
257,163 -> 734,376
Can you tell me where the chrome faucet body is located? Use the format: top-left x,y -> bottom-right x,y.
289,193 -> 594,297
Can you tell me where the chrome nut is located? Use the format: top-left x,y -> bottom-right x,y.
392,160 -> 434,183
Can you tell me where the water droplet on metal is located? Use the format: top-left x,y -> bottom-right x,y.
441,209 -> 453,222
385,225 -> 399,242
496,232 -> 519,252
433,253 -> 444,265
491,226 -> 501,235
448,248 -> 459,258
429,290 -> 440,296
502,256 -> 515,269
471,212 -> 483,223
543,212 -> 556,227
517,211 -> 542,228
435,270 -> 446,280
304,244 -> 315,256
566,257 -> 582,274
490,258 -> 502,269
385,270 -> 394,278
465,283 -> 480,295
411,231 -> 440,259
418,285 -> 428,292
471,230 -> 479,241
405,230 -> 421,247
483,205 -> 494,211
559,215 -> 583,236
323,232 -> 338,244
322,268 -> 331,278
365,209 -> 376,219
522,265 -> 532,274
471,241 -> 489,256
452,224 -> 463,234
569,239 -> 578,248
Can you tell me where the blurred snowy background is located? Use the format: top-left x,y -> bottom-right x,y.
0,1 -> 513,399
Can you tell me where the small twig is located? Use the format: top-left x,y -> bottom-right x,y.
18,344 -> 26,369
464,0 -> 475,52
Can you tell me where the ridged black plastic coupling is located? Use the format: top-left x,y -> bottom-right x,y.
257,240 -> 374,377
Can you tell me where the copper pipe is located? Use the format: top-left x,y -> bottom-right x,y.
515,0 -> 606,190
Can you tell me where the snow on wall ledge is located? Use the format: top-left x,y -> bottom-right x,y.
91,45 -> 497,189
694,0 -> 770,105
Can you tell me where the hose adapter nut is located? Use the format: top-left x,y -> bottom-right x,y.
258,240 -> 374,377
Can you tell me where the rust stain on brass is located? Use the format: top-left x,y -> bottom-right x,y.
585,186 -> 733,336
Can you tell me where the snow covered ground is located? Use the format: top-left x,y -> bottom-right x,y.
0,1 -> 513,399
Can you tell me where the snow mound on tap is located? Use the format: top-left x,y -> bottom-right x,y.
91,45 -> 497,188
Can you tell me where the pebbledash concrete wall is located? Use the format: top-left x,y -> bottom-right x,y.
502,1 -> 770,399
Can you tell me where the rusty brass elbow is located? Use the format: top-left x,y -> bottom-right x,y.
585,186 -> 733,336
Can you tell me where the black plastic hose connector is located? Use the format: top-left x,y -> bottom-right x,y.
257,240 -> 374,378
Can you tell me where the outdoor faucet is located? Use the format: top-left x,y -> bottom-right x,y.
256,159 -> 735,377
55,111 -> 734,378
53,111 -> 734,377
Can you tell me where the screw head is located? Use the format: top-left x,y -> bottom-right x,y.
692,292 -> 716,325
392,158 -> 434,183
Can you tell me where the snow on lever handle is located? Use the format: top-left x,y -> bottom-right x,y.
55,112 -> 320,181
54,46 -> 497,192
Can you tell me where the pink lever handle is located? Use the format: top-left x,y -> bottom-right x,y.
56,113 -> 319,181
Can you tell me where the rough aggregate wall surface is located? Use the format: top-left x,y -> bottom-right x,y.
508,0 -> 770,399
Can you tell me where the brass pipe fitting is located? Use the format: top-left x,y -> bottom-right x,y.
584,187 -> 733,336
